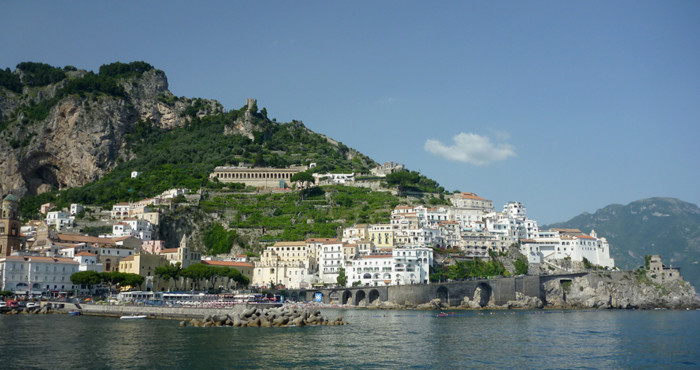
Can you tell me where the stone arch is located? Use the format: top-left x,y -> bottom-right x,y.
368,289 -> 380,304
355,290 -> 366,305
298,291 -> 307,302
437,285 -> 449,304
290,292 -> 298,301
475,282 -> 492,307
342,290 -> 352,305
560,279 -> 572,302
329,290 -> 340,304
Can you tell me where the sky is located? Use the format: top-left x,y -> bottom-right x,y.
2,1 -> 699,224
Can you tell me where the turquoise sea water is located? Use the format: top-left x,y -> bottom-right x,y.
1,309 -> 698,369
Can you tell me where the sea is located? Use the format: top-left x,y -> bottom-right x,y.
1,309 -> 698,369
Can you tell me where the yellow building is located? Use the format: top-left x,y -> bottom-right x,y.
118,253 -> 169,278
369,224 -> 396,248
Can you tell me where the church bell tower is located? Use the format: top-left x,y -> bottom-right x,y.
0,194 -> 22,256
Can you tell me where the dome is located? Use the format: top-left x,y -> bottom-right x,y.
3,194 -> 18,202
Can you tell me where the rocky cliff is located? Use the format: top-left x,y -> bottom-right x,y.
542,271 -> 699,310
0,63 -> 223,197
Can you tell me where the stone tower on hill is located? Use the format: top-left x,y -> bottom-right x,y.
0,194 -> 22,256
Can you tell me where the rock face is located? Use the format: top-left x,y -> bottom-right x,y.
0,66 -> 223,197
543,271 -> 700,309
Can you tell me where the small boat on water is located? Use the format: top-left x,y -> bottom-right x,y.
69,310 -> 81,316
120,315 -> 147,320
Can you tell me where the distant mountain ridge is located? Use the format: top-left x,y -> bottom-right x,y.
546,197 -> 700,289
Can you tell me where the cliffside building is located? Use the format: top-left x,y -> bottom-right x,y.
209,165 -> 307,189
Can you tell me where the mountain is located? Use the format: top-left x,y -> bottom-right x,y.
0,62 -> 391,210
546,197 -> 700,289
0,61 -> 223,198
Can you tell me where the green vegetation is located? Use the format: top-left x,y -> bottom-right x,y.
200,185 -> 401,241
385,170 -> 445,195
514,257 -> 529,275
561,280 -> 572,293
70,270 -> 145,290
16,62 -> 67,87
430,259 -> 510,282
645,255 -> 652,270
337,267 -> 347,287
154,263 -> 249,287
0,68 -> 22,93
202,223 -> 239,255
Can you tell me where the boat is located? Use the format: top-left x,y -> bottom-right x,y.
69,310 -> 81,316
120,315 -> 147,320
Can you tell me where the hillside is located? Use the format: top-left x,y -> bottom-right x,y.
546,197 -> 700,289
0,62 -> 408,214
0,61 -> 222,199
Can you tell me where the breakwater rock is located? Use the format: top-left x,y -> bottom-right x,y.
543,271 -> 700,309
185,306 -> 347,328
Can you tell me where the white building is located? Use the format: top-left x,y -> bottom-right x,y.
45,211 -> 74,230
111,203 -> 131,219
319,240 -> 346,284
392,245 -> 432,285
112,218 -> 153,241
348,253 -> 394,287
70,204 -> 84,216
73,251 -> 103,272
520,229 -> 615,269
0,255 -> 79,294
312,173 -> 355,184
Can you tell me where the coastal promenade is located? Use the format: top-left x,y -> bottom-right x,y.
57,302 -> 282,320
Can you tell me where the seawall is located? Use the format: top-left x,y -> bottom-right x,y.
73,303 -> 282,320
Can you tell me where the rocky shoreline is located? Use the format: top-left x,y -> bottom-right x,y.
184,306 -> 347,328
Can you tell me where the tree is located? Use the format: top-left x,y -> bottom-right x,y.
514,257 -> 529,275
291,171 -> 315,189
337,267 -> 348,287
155,262 -> 181,280
70,271 -> 102,290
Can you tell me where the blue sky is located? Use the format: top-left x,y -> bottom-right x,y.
2,1 -> 699,224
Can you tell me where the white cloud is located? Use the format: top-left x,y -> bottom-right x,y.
424,132 -> 516,166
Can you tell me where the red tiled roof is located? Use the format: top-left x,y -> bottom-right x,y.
75,251 -> 96,257
202,260 -> 253,268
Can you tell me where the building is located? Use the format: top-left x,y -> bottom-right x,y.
0,255 -> 79,294
209,165 -> 307,189
73,251 -> 103,272
45,211 -> 74,230
70,204 -> 84,216
158,235 -> 200,268
370,162 -> 404,177
118,253 -> 169,278
647,255 -> 681,283
520,229 -> 615,269
111,203 -> 131,219
253,241 -> 316,289
201,260 -> 255,283
0,194 -> 22,257
449,192 -> 494,212
312,173 -> 355,185
54,234 -> 141,272
40,202 -> 55,215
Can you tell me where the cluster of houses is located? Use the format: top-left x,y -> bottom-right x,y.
0,182 -> 620,296
248,192 -> 616,290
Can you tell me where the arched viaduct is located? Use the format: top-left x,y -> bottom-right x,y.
286,274 -> 570,307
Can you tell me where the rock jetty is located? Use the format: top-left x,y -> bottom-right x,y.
183,306 -> 347,328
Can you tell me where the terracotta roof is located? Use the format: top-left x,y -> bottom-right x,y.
202,260 -> 253,268
362,254 -> 393,259
575,235 -> 596,240
75,251 -> 96,257
272,241 -> 307,247
2,256 -> 78,264
394,206 -> 413,209
120,255 -> 135,262
459,192 -> 486,200
56,234 -> 121,245
159,248 -> 178,253
306,238 -> 339,242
